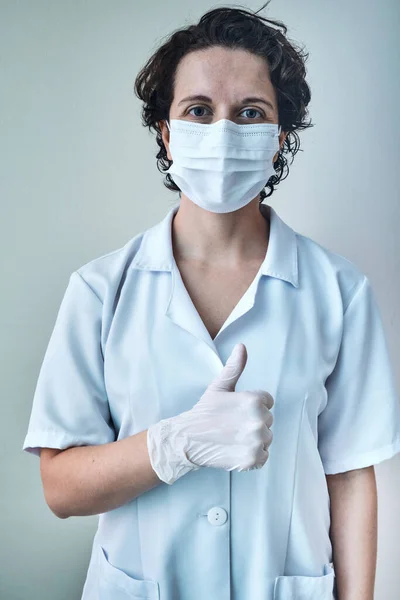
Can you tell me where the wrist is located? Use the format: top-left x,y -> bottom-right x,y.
147,418 -> 200,485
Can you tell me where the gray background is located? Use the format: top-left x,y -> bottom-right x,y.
2,0 -> 399,598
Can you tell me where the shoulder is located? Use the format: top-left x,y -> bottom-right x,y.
71,228 -> 147,304
295,230 -> 367,312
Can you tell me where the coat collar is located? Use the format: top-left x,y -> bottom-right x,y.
131,202 -> 299,288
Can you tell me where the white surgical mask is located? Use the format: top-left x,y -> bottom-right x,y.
165,118 -> 281,213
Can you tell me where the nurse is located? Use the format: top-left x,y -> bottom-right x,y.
23,4 -> 400,600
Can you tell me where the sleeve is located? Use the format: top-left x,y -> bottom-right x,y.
318,275 -> 400,474
22,271 -> 116,457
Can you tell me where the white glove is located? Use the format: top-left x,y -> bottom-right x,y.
146,342 -> 274,485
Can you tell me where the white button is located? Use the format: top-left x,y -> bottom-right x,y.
207,506 -> 228,526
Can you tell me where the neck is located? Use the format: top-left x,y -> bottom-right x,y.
171,195 -> 270,269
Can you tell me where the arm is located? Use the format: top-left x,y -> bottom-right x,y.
41,430 -> 162,519
326,466 -> 377,600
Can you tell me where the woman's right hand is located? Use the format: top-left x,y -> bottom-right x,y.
146,343 -> 274,485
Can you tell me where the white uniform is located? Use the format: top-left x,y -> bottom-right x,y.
23,202 -> 400,600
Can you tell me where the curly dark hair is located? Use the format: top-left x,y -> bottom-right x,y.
134,1 -> 313,201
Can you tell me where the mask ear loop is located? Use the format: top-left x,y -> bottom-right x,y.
166,120 -> 170,132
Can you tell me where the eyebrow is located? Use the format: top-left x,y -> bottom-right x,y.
177,94 -> 275,111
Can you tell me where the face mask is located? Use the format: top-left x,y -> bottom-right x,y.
165,118 -> 281,213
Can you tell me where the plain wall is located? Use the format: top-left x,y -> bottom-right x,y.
1,1 -> 399,598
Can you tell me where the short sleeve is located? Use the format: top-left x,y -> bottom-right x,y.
22,271 -> 116,457
318,275 -> 400,474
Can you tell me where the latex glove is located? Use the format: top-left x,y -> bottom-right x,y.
146,342 -> 274,485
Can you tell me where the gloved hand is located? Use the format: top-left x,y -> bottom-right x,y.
146,342 -> 274,485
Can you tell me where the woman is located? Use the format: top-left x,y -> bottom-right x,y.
23,4 -> 400,600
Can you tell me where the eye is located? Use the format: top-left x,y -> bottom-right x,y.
187,106 -> 211,118
241,108 -> 263,119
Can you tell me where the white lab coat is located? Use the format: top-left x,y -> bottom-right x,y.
23,202 -> 400,600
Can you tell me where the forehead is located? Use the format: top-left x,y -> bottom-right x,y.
173,46 -> 276,103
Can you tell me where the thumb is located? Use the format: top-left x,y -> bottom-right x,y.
207,343 -> 247,392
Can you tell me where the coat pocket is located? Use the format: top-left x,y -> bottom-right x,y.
97,544 -> 160,599
273,562 -> 336,599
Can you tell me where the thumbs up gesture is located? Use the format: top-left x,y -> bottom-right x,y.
147,343 -> 274,485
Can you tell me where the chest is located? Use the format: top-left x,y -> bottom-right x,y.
173,258 -> 263,341
103,265 -> 331,442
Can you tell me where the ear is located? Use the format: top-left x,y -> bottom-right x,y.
273,131 -> 288,163
159,120 -> 172,161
